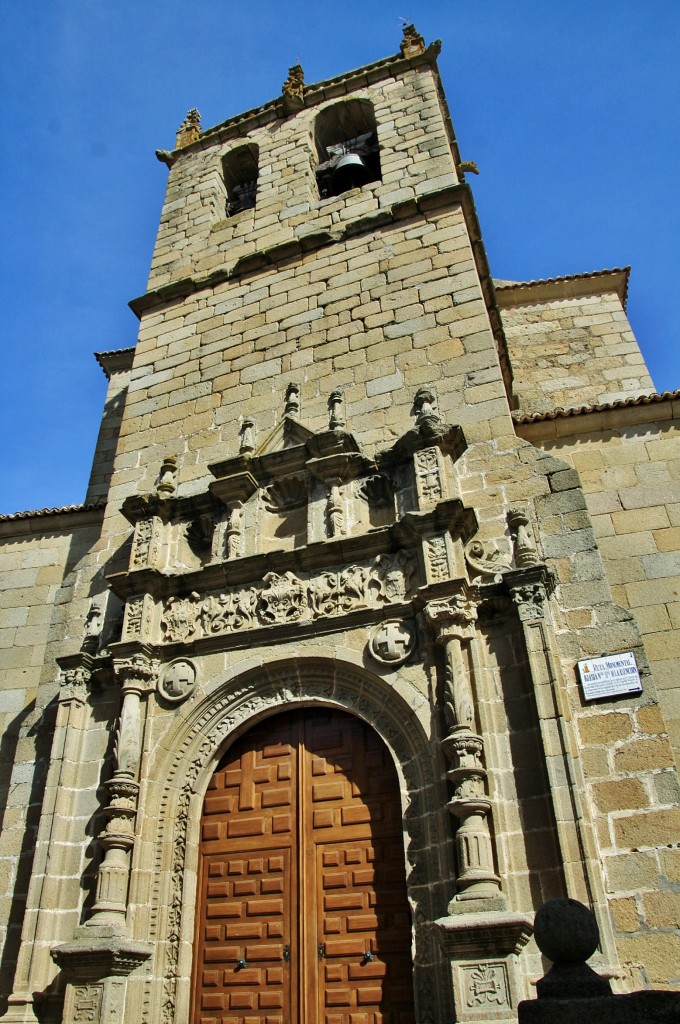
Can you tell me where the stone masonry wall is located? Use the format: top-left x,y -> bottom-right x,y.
0,513 -> 105,1012
498,284 -> 654,416
116,203 -> 509,510
516,409 -> 680,987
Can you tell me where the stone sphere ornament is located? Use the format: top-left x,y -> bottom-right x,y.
534,897 -> 600,964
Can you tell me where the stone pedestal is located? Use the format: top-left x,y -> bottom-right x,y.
51,930 -> 152,1024
436,909 -> 533,1024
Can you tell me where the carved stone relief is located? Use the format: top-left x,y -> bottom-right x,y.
464,538 -> 511,584
457,960 -> 511,1014
123,594 -> 155,642
159,660 -> 197,704
368,619 -> 416,666
132,517 -> 163,570
158,552 -> 418,644
414,447 -> 444,506
425,534 -> 450,582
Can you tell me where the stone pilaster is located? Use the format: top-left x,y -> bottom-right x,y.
505,564 -> 621,970
50,650 -> 155,1023
1,656 -> 95,1023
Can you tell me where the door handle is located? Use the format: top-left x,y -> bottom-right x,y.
318,943 -> 326,960
283,945 -> 290,963
235,958 -> 247,971
361,950 -> 374,965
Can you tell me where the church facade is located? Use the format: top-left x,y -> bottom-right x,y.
0,26 -> 679,1024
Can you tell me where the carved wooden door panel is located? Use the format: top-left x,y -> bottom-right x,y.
192,709 -> 415,1024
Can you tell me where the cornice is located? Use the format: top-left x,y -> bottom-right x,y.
495,267 -> 630,311
94,347 -> 135,379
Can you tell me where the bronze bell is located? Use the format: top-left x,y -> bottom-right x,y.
330,152 -> 374,194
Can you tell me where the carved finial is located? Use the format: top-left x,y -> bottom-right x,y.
175,108 -> 201,149
81,599 -> 103,654
282,64 -> 305,113
157,455 -> 178,497
507,508 -> 539,568
239,417 -> 256,454
328,390 -> 345,430
284,383 -> 301,417
412,387 -> 439,425
400,21 -> 426,57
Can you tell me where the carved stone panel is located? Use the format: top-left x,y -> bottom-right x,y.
157,551 -> 419,645
414,447 -> 445,508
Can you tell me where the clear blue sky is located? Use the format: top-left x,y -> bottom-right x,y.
1,1 -> 678,514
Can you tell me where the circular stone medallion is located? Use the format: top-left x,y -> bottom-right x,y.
159,659 -> 197,704
368,619 -> 416,666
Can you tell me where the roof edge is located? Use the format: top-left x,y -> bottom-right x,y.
514,388 -> 680,426
0,501 -> 106,536
94,347 -> 136,379
495,267 -> 630,311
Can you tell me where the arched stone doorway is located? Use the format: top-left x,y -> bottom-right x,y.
190,706 -> 416,1024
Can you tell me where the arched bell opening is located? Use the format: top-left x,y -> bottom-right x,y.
314,99 -> 381,198
222,142 -> 259,215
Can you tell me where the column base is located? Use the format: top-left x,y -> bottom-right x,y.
435,909 -> 533,1024
51,933 -> 152,1024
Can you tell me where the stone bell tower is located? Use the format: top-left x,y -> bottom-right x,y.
3,22 -> 679,1024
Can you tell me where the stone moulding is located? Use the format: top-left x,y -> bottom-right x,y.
137,656 -> 453,1024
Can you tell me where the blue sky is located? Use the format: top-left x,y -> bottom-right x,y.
1,1 -> 678,514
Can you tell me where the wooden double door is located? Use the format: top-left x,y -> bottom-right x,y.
192,708 -> 415,1024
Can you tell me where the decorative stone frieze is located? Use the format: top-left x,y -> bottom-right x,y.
414,446 -> 445,506
122,593 -> 155,641
131,514 -> 163,570
158,550 -> 418,644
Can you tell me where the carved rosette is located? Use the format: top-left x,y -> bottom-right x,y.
425,587 -> 502,903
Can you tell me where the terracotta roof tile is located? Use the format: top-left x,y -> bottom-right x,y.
513,389 -> 680,424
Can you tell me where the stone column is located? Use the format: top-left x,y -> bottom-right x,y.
425,583 -> 534,1024
51,650 -> 155,1023
425,586 -> 502,905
